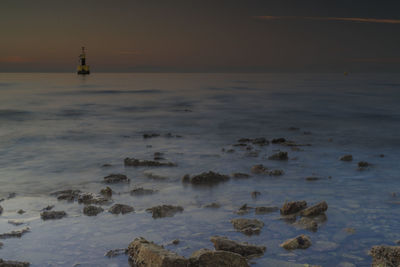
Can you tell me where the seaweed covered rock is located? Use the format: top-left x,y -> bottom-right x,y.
124,158 -> 176,167
77,193 -> 109,205
210,236 -> 266,257
109,204 -> 134,215
183,171 -> 230,185
280,201 -> 307,215
104,174 -> 130,184
358,161 -> 371,169
280,235 -> 312,250
0,259 -> 30,267
268,151 -> 288,161
370,245 -> 400,267
189,248 -> 249,267
0,227 -> 30,239
100,187 -> 112,198
128,237 -> 188,267
83,205 -> 104,216
146,205 -> 183,219
40,211 -> 67,220
300,201 -> 328,217
51,189 -> 81,201
231,218 -> 264,236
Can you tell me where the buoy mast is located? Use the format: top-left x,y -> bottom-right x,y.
77,47 -> 90,75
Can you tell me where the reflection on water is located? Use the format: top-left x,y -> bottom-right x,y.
0,73 -> 399,266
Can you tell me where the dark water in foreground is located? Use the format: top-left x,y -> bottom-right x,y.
0,73 -> 399,266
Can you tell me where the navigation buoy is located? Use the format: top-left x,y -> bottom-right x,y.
77,47 -> 90,75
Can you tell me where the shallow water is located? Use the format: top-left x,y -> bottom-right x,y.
0,73 -> 400,266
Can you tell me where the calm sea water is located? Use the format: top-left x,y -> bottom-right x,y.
0,73 -> 399,266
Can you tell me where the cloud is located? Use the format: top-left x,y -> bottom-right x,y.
0,56 -> 32,63
348,57 -> 400,63
254,16 -> 400,24
117,50 -> 143,56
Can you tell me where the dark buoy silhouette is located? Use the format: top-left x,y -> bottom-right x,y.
77,47 -> 90,75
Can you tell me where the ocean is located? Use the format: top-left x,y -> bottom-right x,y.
0,73 -> 399,266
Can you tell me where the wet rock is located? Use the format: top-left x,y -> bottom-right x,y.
280,235 -> 312,250
271,138 -> 286,144
146,205 -> 183,218
235,204 -> 253,215
226,149 -> 235,153
109,204 -> 134,215
231,173 -> 250,179
293,217 -> 318,232
143,133 -> 160,139
83,205 -> 104,216
251,191 -> 261,199
128,237 -> 188,267
0,259 -> 30,267
370,245 -> 400,267
182,174 -> 191,183
164,133 -> 182,138
204,203 -> 221,209
99,187 -> 112,198
154,152 -> 165,160
279,214 -> 297,223
268,151 -> 288,161
104,174 -> 130,184
340,155 -> 353,161
0,227 -> 30,239
184,171 -> 230,185
172,239 -> 180,245
358,161 -> 371,168
144,172 -> 168,180
17,209 -> 25,215
305,176 -> 321,181
255,206 -> 279,214
51,189 -> 81,201
231,218 -> 264,236
0,205 -> 3,215
102,163 -> 112,167
269,169 -> 284,176
300,201 -> 328,217
124,157 -> 176,167
105,248 -> 127,258
210,236 -> 266,257
7,193 -> 16,199
40,211 -> 67,220
77,193 -> 109,205
280,201 -> 307,215
130,187 -> 158,196
251,164 -> 269,174
233,143 -> 247,147
189,248 -> 249,267
237,137 -> 269,146
41,205 -> 54,211
291,147 -> 304,152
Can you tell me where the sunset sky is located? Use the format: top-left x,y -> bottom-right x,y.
1,0 -> 400,72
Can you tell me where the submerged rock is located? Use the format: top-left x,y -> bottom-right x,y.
305,176 -> 321,181
268,151 -> 288,160
251,191 -> 261,199
124,157 -> 176,167
17,209 -> 25,215
143,133 -> 160,139
153,152 -> 165,160
41,205 -> 54,211
100,187 -> 112,198
255,206 -> 279,214
130,187 -> 158,196
83,205 -> 104,216
109,204 -> 134,215
204,203 -> 221,209
271,138 -> 286,144
250,164 -> 269,174
231,173 -> 251,179
370,245 -> 400,267
238,137 -> 269,146
104,174 -> 130,184
0,259 -> 30,267
51,189 -> 81,201
146,205 -> 183,219
128,237 -> 188,267
190,248 -> 249,267
77,193 -> 109,205
358,161 -> 371,168
293,217 -> 318,232
0,205 -> 2,215
105,248 -> 127,258
235,204 -> 253,215
183,171 -> 230,185
231,218 -> 264,236
340,155 -> 353,161
300,201 -> 328,217
210,236 -> 266,257
269,169 -> 284,176
280,235 -> 312,250
280,201 -> 307,215
40,211 -> 67,220
0,227 -> 30,239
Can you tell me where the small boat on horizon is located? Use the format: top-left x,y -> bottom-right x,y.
77,47 -> 90,75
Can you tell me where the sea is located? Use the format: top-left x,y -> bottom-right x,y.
0,73 -> 399,266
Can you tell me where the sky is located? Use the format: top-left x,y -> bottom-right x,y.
1,0 -> 400,72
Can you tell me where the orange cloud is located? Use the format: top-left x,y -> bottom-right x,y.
0,56 -> 32,63
254,16 -> 400,24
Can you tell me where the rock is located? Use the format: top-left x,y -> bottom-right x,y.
231,173 -> 250,179
396,240 -> 400,245
105,248 -> 127,258
305,176 -> 321,181
245,151 -> 259,157
293,217 -> 318,232
40,211 -> 67,220
269,169 -> 284,176
255,206 -> 279,214
312,241 -> 339,252
51,189 -> 81,201
0,227 -> 30,239
251,191 -> 261,199
127,237 -> 189,267
288,127 -> 300,131
0,259 -> 30,267
83,205 -> 104,216
109,204 -> 134,215
41,205 -> 54,211
102,163 -> 112,167
235,204 -> 253,215
0,205 -> 3,215
210,236 -> 266,257
182,174 -> 191,183
77,193 -> 109,205
251,164 -> 269,174
280,201 -> 307,215
143,133 -> 160,139
146,205 -> 183,218
271,138 -> 286,144
237,137 -> 269,146
268,151 -> 288,160
189,248 -> 249,267
358,161 -> 371,168
154,152 -> 165,160
226,149 -> 235,153
370,245 -> 400,267
204,203 -> 221,209
184,171 -> 230,185
340,155 -> 353,161
300,201 -> 328,217
280,235 -> 312,250
124,157 -> 176,167
130,188 -> 158,195
104,174 -> 130,184
7,193 -> 16,199
144,172 -> 168,180
17,209 -> 25,215
172,239 -> 180,245
100,187 -> 112,198
231,218 -> 264,236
